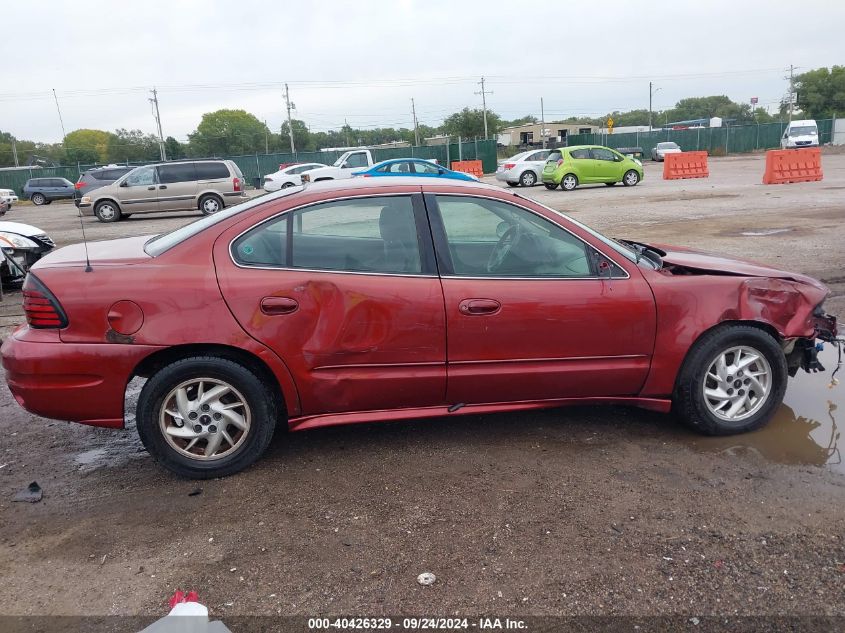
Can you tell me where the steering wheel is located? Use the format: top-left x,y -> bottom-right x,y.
487,223 -> 522,273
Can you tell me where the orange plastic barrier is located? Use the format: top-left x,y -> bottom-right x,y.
663,151 -> 709,180
762,148 -> 823,184
451,160 -> 483,178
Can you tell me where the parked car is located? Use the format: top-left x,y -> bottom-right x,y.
353,158 -> 476,181
300,149 -> 376,182
263,163 -> 327,192
77,159 -> 247,222
0,220 -> 55,287
1,178 -> 838,479
74,165 -> 135,202
23,177 -> 76,205
542,145 -> 643,190
651,141 -> 682,161
781,119 -> 819,149
495,149 -> 551,187
0,188 -> 19,207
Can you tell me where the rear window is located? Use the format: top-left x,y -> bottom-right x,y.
96,168 -> 131,180
195,162 -> 230,180
546,151 -> 562,162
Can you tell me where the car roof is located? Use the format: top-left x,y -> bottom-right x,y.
303,176 -> 498,194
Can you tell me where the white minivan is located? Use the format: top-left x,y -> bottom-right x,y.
781,119 -> 819,149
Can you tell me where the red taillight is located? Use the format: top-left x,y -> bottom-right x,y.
74,182 -> 84,189
233,177 -> 241,192
503,163 -> 516,170
22,275 -> 67,329
557,159 -> 564,166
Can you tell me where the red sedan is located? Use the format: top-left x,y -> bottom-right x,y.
1,179 -> 838,478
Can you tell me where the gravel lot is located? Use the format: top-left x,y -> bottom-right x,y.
1,152 -> 844,625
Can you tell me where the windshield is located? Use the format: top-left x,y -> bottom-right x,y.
657,142 -> 679,149
789,126 -> 817,137
144,186 -> 304,256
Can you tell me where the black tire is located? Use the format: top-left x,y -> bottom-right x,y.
673,325 -> 787,436
622,170 -> 640,187
519,170 -> 537,187
94,200 -> 122,222
199,193 -> 223,215
544,183 -> 558,190
281,182 -> 295,189
136,356 -> 279,479
31,193 -> 45,206
44,200 -> 53,205
506,181 -> 519,188
560,174 -> 579,191
123,214 -> 132,218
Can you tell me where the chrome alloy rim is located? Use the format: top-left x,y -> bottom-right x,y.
563,175 -> 577,189
159,378 -> 251,461
625,171 -> 639,185
203,198 -> 220,213
702,346 -> 772,422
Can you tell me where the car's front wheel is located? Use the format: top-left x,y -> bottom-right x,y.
31,193 -> 45,205
622,170 -> 640,186
136,356 -> 278,478
674,325 -> 787,435
94,200 -> 122,222
281,182 -> 295,189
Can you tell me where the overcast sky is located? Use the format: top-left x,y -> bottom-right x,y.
2,0 -> 842,143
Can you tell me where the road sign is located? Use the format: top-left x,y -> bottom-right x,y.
607,117 -> 614,134
750,97 -> 758,105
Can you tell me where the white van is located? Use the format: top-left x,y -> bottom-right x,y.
781,119 -> 819,149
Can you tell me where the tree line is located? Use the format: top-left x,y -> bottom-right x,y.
1,65 -> 841,168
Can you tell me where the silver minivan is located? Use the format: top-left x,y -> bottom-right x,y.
78,159 -> 247,222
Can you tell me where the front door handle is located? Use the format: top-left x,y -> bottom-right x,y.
147,186 -> 156,190
260,296 -> 299,315
159,185 -> 167,189
458,298 -> 501,315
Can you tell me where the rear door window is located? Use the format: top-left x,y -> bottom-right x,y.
195,162 -> 230,180
158,163 -> 198,183
569,149 -> 591,159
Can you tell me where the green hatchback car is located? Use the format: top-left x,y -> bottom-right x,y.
542,145 -> 644,191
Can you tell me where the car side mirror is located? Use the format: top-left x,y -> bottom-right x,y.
120,181 -> 128,187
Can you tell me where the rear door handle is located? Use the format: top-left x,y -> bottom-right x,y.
458,298 -> 501,315
260,296 -> 299,315
147,186 -> 156,190
159,185 -> 167,189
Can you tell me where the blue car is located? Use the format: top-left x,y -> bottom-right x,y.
353,158 -> 478,181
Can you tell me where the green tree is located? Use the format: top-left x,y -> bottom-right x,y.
279,119 -> 314,152
188,109 -> 269,156
442,107 -> 502,139
662,96 -> 754,124
795,66 -> 845,119
603,109 -> 650,127
502,115 -> 538,127
107,128 -> 161,162
164,136 -> 186,159
64,128 -> 114,163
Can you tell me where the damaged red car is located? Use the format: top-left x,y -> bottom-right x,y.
1,179 -> 838,478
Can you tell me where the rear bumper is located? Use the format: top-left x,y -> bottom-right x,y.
1,327 -> 163,428
495,169 -> 519,182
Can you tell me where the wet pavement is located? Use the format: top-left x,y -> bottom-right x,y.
684,345 -> 844,473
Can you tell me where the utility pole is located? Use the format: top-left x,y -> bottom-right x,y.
475,76 -> 493,139
11,139 -> 19,167
284,83 -> 296,154
411,98 -> 420,146
264,120 -> 269,154
149,88 -> 166,160
648,81 -> 653,132
52,88 -> 67,143
540,97 -> 546,149
788,64 -> 795,122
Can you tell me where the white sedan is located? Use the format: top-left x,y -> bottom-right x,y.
263,163 -> 327,192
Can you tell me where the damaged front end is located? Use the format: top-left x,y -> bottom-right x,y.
784,303 -> 839,377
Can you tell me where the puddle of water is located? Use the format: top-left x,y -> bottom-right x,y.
740,228 -> 792,236
685,345 -> 843,474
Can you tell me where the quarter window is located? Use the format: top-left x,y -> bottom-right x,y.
435,196 -> 592,278
233,196 -> 422,275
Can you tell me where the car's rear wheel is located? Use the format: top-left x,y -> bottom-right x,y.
31,193 -> 45,205
519,171 -> 537,187
544,183 -> 557,190
199,194 -> 223,215
622,170 -> 640,186
561,174 -> 579,191
94,200 -> 121,222
136,356 -> 278,478
673,325 -> 787,435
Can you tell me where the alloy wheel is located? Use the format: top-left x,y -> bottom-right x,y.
702,345 -> 772,423
159,377 -> 252,461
